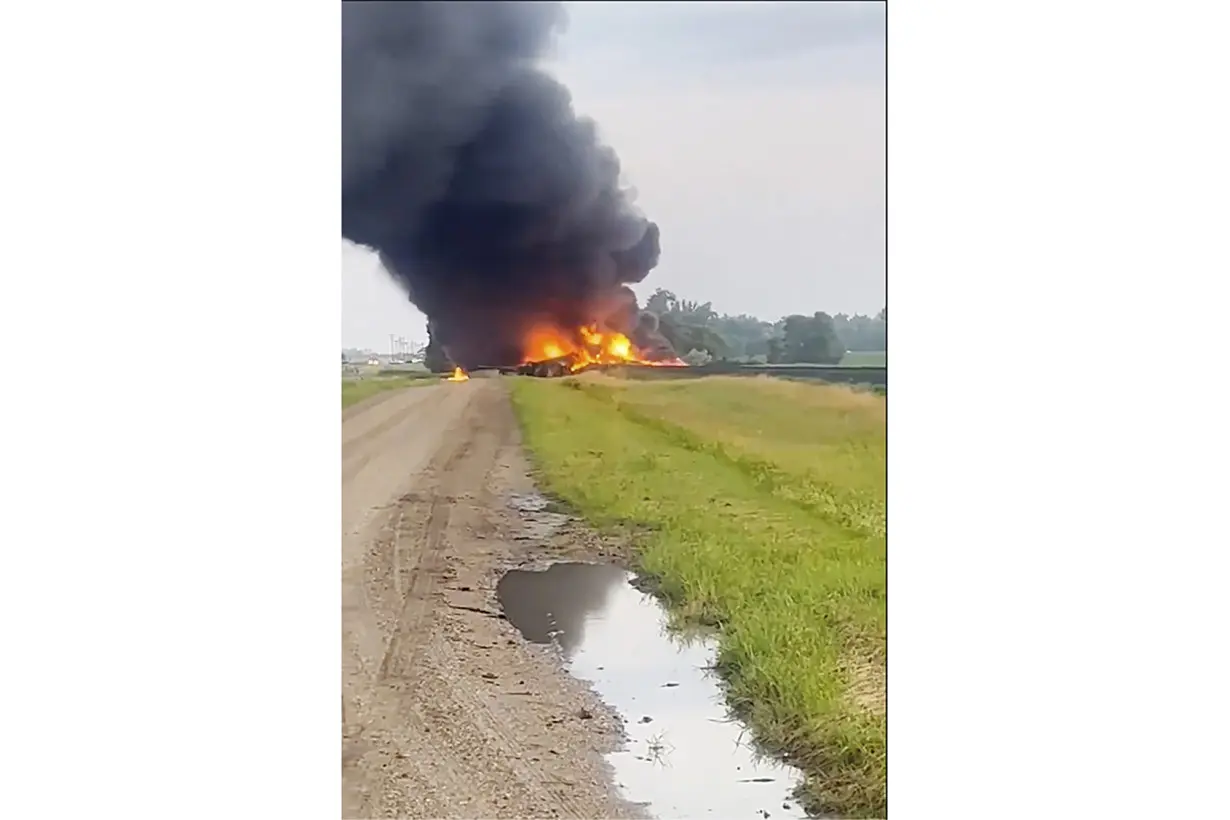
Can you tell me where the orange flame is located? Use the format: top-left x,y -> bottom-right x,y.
521,324 -> 688,371
445,366 -> 470,382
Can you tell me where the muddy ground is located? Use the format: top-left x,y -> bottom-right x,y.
341,377 -> 642,819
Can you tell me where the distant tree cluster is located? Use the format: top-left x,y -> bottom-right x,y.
830,309 -> 887,354
420,290 -> 886,369
644,289 -> 885,365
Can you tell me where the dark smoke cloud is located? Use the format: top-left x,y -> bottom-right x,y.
342,0 -> 667,368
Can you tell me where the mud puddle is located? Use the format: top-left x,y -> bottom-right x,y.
497,561 -> 810,820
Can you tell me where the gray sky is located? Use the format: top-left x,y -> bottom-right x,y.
342,0 -> 886,351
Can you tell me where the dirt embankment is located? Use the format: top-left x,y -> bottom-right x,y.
341,379 -> 642,819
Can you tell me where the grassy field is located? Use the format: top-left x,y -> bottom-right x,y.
341,375 -> 435,408
510,374 -> 887,817
839,350 -> 887,367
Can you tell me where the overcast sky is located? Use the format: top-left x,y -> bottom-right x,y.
342,0 -> 886,351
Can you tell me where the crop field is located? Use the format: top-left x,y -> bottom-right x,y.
603,361 -> 887,390
510,374 -> 887,817
839,350 -> 887,367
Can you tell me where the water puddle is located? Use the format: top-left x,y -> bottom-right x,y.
497,562 -> 810,820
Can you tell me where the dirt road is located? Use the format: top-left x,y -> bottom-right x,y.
341,378 -> 641,819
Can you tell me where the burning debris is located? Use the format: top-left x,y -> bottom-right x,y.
519,324 -> 686,374
444,367 -> 470,382
342,1 -> 682,372
515,358 -> 573,378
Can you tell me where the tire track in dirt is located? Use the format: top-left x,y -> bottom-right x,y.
376,441 -> 468,682
397,395 -> 593,819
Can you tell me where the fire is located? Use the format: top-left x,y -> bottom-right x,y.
445,366 -> 470,382
521,324 -> 688,371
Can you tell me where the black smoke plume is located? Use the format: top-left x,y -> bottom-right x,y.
342,1 -> 670,368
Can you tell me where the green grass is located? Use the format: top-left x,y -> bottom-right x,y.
341,375 -> 435,408
839,350 -> 887,367
510,374 -> 886,817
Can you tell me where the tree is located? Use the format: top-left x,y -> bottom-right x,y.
645,288 -> 730,359
777,312 -> 846,364
641,287 -> 875,364
830,310 -> 886,352
645,289 -> 716,326
676,299 -> 717,325
645,288 -> 679,316
658,314 -> 730,359
711,314 -> 775,359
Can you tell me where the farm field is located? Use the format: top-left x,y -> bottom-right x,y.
839,350 -> 887,367
612,362 -> 887,389
510,374 -> 888,817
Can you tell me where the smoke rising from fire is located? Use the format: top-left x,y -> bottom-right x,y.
342,1 -> 670,368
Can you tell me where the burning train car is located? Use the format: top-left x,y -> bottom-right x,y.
514,324 -> 686,376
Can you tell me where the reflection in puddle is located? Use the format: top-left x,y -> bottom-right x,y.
497,562 -> 809,820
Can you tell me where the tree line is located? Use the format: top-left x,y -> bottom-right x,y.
644,289 -> 886,365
